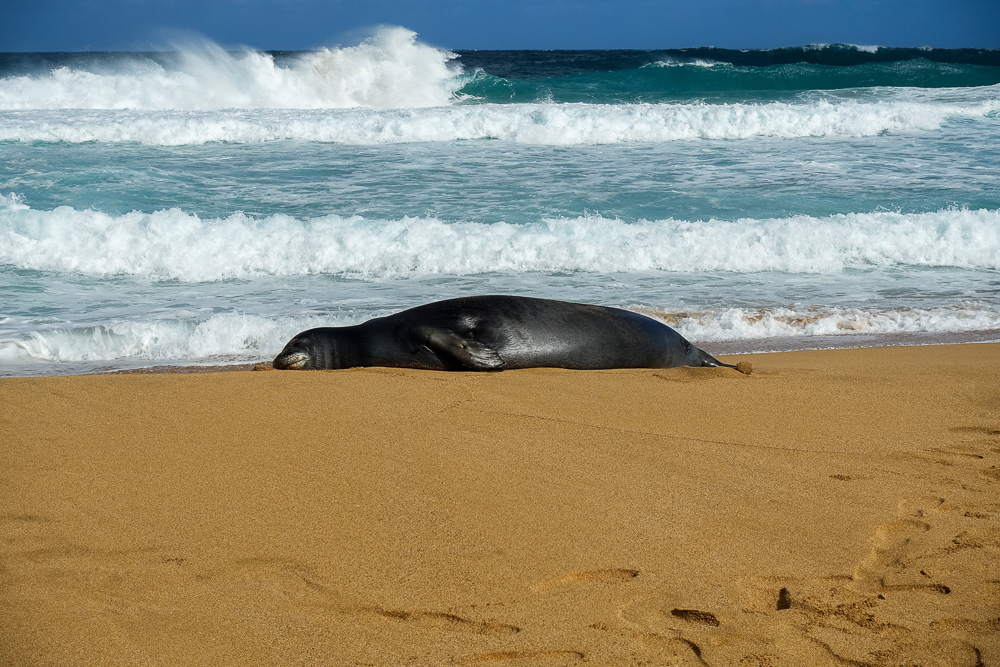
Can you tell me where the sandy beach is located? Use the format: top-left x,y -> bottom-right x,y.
2,344 -> 998,666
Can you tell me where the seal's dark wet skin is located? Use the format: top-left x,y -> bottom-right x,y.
273,295 -> 738,372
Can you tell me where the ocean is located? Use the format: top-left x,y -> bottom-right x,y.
2,27 -> 999,376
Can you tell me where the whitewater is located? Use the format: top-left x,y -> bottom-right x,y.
2,27 -> 999,375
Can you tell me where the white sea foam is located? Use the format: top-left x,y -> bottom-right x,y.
3,194 -> 999,281
3,96 -> 997,145
645,59 -> 721,68
0,27 -> 464,110
0,311 -> 322,364
660,305 -> 1000,342
801,44 -> 882,53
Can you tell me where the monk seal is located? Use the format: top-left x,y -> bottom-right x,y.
272,295 -> 739,372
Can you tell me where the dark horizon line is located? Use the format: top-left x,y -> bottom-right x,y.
3,43 -> 1000,55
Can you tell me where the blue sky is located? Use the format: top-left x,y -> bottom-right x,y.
3,0 -> 998,52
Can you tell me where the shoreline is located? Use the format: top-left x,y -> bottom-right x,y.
3,329 -> 999,378
2,342 -> 998,665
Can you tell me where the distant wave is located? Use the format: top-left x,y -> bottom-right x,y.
2,36 -> 999,112
802,43 -> 882,54
2,95 -> 996,144
460,60 -> 1000,103
0,27 -> 466,110
640,44 -> 1000,68
3,194 -> 999,281
452,44 -> 1000,79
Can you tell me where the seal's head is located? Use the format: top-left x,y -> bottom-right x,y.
273,327 -> 353,370
272,332 -> 314,370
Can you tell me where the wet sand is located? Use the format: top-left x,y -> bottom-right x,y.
2,344 -> 998,666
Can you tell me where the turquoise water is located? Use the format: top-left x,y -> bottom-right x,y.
2,28 -> 999,375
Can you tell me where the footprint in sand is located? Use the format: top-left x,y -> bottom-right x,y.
980,467 -> 1000,481
878,517 -> 931,538
456,650 -> 585,666
591,623 -> 709,666
357,606 -> 520,636
199,556 -> 340,600
944,526 -> 1000,554
669,608 -> 721,627
896,495 -> 944,518
200,558 -> 522,636
794,490 -> 991,665
0,513 -> 53,524
614,486 -> 993,667
531,568 -> 639,592
852,497 -> 947,594
950,426 -> 1000,437
949,426 -> 1000,475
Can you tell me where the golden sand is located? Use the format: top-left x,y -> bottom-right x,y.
2,344 -> 998,666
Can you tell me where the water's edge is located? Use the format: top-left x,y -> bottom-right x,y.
5,330 -> 974,378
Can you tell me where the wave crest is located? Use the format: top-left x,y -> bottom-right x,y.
0,27 -> 465,110
3,97 -> 996,145
3,195 -> 998,282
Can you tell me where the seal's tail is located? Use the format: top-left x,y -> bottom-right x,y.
696,348 -> 734,368
696,348 -> 753,375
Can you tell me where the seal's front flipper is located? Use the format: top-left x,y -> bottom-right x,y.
422,328 -> 506,371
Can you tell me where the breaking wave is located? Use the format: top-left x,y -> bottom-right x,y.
2,96 -> 996,145
0,27 -> 466,110
3,194 -> 999,281
3,35 -> 998,114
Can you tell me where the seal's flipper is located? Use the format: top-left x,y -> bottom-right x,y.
422,328 -> 506,371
